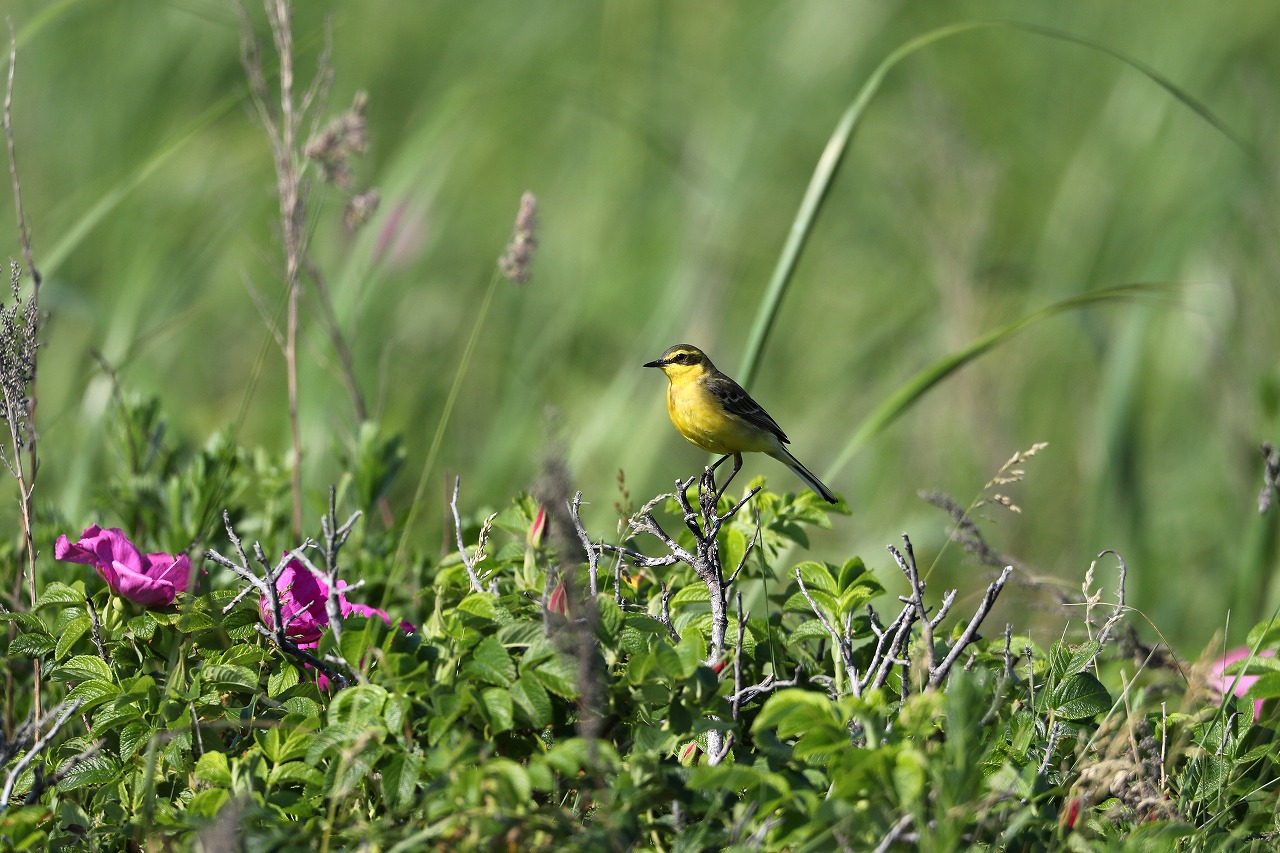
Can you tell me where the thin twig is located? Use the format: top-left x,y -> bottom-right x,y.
570,492 -> 599,597
872,814 -> 914,853
450,477 -> 485,593
85,595 -> 107,664
0,698 -> 82,808
927,565 -> 1013,689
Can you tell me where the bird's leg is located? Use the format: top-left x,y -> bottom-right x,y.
710,453 -> 743,507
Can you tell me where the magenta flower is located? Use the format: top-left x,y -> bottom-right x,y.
55,525 -> 191,607
259,559 -> 405,646
1211,646 -> 1277,717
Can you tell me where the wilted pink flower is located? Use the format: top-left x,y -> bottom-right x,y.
260,560 -> 330,645
55,525 -> 191,607
1211,646 -> 1277,717
261,559 -> 413,648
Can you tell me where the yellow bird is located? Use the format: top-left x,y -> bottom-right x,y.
644,344 -> 838,504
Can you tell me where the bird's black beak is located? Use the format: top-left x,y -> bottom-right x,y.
642,358 -> 665,368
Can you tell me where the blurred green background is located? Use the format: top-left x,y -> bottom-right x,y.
4,0 -> 1279,653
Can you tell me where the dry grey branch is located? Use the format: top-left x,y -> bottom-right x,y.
206,513 -> 351,689
319,485 -> 363,644
0,698 -> 82,809
573,461 -> 761,764
450,476 -> 486,593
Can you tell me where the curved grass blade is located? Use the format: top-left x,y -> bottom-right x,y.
824,284 -> 1167,480
737,20 -> 1247,391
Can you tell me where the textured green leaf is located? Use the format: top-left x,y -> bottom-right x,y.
54,616 -> 92,661
1051,672 -> 1111,720
1244,672 -> 1280,701
201,663 -> 259,693
511,676 -> 552,728
268,664 -> 300,697
528,651 -> 579,699
66,679 -> 120,712
481,687 -> 514,733
753,689 -> 843,740
670,584 -> 711,606
54,654 -> 113,684
194,750 -> 232,787
54,752 -> 120,793
7,631 -> 55,657
327,684 -> 389,728
34,582 -> 85,609
463,637 -> 516,687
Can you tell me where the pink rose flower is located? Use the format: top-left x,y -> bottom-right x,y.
260,559 -> 411,648
55,525 -> 191,607
1211,646 -> 1277,717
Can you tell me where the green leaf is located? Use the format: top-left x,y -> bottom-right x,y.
722,528 -> 747,575
754,689 -> 843,740
186,788 -> 231,819
1223,656 -> 1280,676
511,676 -> 552,728
1064,640 -> 1101,674
66,679 -> 120,712
463,637 -> 516,687
218,644 -> 267,669
54,616 -> 92,661
53,654 -> 113,684
381,754 -> 421,814
176,610 -> 216,632
54,752 -> 120,793
34,582 -> 85,609
201,664 -> 259,693
328,684 -> 389,728
269,761 -> 324,787
1244,672 -> 1280,702
481,687 -> 514,733
194,751 -> 232,787
119,722 -> 152,763
786,619 -> 835,646
283,696 -> 321,717
125,612 -> 159,641
91,701 -> 142,734
496,620 -> 545,648
484,757 -> 531,805
268,664 -> 300,697
457,593 -> 499,623
670,585 -> 710,606
794,561 -> 837,593
528,651 -> 579,699
1051,672 -> 1111,720
676,632 -> 708,676
7,631 -> 55,657
1245,619 -> 1280,651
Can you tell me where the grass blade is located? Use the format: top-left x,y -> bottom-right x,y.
825,284 -> 1166,480
737,20 -> 1246,391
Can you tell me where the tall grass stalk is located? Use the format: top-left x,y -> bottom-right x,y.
384,269 -> 501,607
736,21 -> 1245,393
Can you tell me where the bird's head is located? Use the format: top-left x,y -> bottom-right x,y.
643,344 -> 714,380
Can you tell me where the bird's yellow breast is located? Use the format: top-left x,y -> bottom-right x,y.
666,378 -> 776,455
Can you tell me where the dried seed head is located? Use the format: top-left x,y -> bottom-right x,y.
0,261 -> 39,458
498,191 -> 538,284
306,91 -> 370,189
343,188 -> 381,234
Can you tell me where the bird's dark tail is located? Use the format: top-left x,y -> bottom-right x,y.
768,446 -> 839,504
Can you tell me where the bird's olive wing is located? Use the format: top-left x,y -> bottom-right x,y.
705,374 -> 790,444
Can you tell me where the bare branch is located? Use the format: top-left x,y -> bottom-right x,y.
927,565 -> 1013,689
450,476 -> 485,593
0,698 -> 82,808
